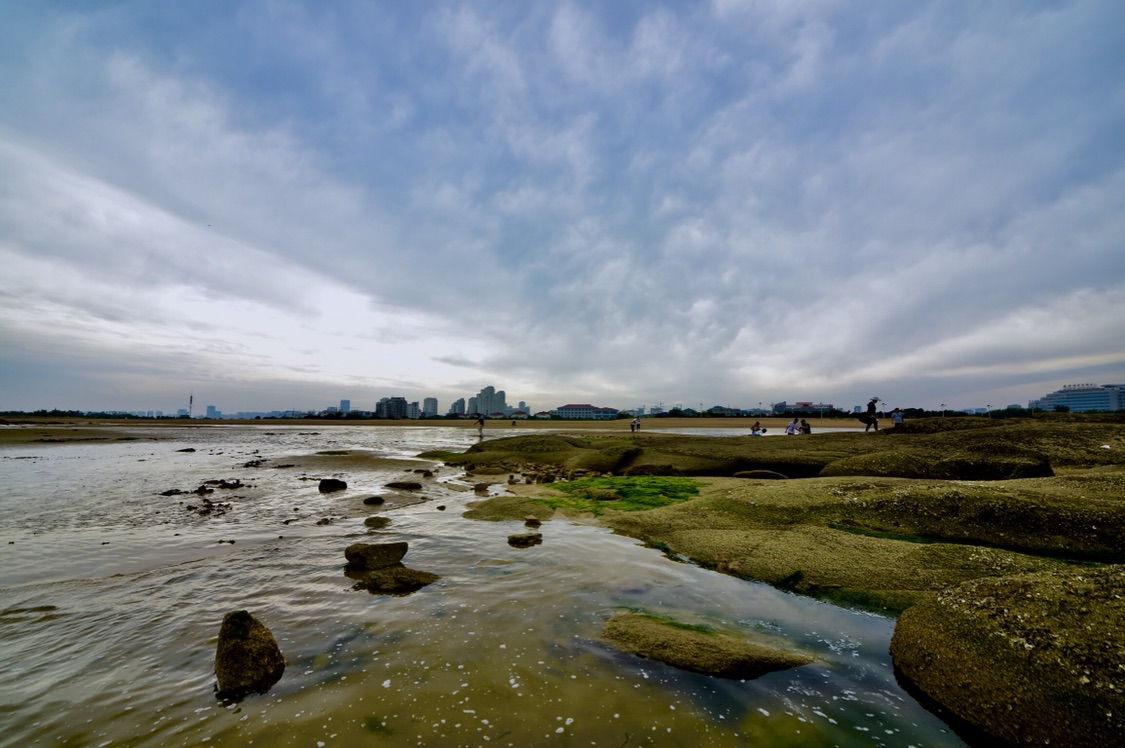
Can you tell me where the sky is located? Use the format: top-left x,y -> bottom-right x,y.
1,1 -> 1123,415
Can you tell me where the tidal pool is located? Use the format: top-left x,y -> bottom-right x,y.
0,425 -> 964,746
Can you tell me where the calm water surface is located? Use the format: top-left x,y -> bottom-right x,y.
0,425 -> 963,746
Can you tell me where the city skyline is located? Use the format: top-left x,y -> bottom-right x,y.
15,380 -> 1117,418
2,3 -> 1123,415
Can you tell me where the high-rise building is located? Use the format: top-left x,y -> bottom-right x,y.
473,386 -> 508,416
1033,383 -> 1125,412
422,397 -> 438,417
448,398 -> 466,416
205,405 -> 220,419
340,399 -> 351,414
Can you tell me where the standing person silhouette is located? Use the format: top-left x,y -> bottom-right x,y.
865,398 -> 880,432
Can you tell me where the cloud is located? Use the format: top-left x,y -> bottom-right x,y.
0,0 -> 1122,413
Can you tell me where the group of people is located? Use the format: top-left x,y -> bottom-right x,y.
629,417 -> 641,433
785,418 -> 812,435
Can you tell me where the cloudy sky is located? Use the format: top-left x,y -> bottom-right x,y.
1,1 -> 1123,415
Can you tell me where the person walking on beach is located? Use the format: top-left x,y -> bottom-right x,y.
477,416 -> 485,438
800,419 -> 811,434
786,417 -> 800,435
865,398 -> 880,432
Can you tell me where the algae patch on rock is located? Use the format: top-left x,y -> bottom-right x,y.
603,611 -> 814,679
890,566 -> 1125,746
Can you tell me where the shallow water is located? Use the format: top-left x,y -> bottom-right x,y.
0,425 -> 964,746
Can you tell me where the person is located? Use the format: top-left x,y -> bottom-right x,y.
477,415 -> 485,438
890,408 -> 904,427
785,417 -> 799,435
750,421 -> 762,436
632,417 -> 640,432
865,398 -> 879,432
800,419 -> 811,434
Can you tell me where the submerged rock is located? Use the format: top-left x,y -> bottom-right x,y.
345,541 -> 408,570
507,532 -> 542,548
603,611 -> 814,679
318,478 -> 347,493
213,610 -> 285,700
364,516 -> 391,530
385,481 -> 422,491
348,564 -> 440,595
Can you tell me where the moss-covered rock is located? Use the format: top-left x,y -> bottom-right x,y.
890,566 -> 1125,746
603,611 -> 814,679
821,451 -> 934,478
214,610 -> 285,700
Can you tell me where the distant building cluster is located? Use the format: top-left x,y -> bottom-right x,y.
1030,383 -> 1125,413
66,381 -> 1125,421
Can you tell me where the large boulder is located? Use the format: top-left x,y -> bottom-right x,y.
214,610 -> 285,700
318,478 -> 347,493
890,566 -> 1125,745
603,611 -> 814,680
345,541 -> 408,570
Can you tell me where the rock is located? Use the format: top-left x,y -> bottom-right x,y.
349,564 -> 440,595
473,482 -> 491,493
362,496 -> 386,505
436,505 -> 446,511
318,478 -> 348,493
345,541 -> 408,570
176,447 -> 196,453
316,517 -> 332,526
214,610 -> 285,700
524,516 -> 542,528
508,532 -> 542,548
732,470 -> 789,480
385,481 -> 422,490
603,611 -> 814,680
363,516 -> 391,529
890,567 -> 1125,746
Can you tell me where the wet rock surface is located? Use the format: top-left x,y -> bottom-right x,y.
890,566 -> 1125,746
213,610 -> 285,701
603,611 -> 814,680
345,541 -> 408,570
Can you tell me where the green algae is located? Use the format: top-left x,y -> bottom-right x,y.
602,610 -> 815,680
542,476 -> 700,515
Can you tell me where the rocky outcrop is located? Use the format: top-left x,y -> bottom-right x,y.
890,567 -> 1125,746
603,611 -> 814,680
343,541 -> 438,594
385,481 -> 422,490
214,610 -> 285,700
